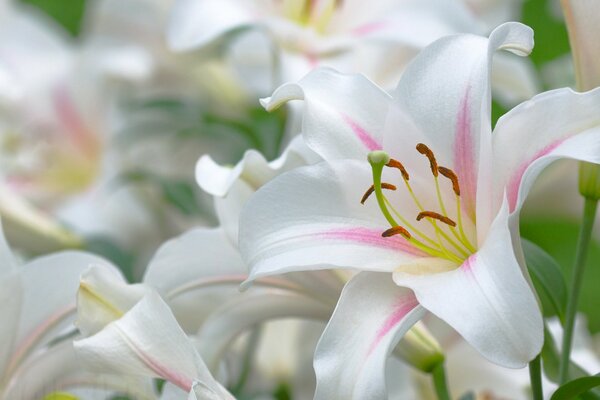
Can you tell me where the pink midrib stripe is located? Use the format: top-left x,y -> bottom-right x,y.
506,138 -> 566,212
320,227 -> 426,257
367,295 -> 419,356
116,326 -> 194,392
341,113 -> 382,151
454,89 -> 477,218
352,21 -> 388,36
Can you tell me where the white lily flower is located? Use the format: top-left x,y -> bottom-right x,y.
239,22 -> 600,398
0,218 -> 150,399
166,0 -> 539,104
74,288 -> 235,400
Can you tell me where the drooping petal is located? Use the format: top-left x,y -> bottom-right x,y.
562,0 -> 600,90
3,340 -> 156,400
197,290 -> 332,372
143,228 -> 247,332
240,160 -> 427,283
492,87 -> 600,215
196,136 -> 318,198
390,22 -> 534,220
261,68 -> 391,161
314,272 -> 425,400
167,0 -> 254,51
74,292 -> 229,397
491,52 -> 540,106
4,252 -> 119,380
393,200 -> 543,368
77,265 -> 151,337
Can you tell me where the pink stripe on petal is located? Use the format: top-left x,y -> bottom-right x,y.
461,253 -> 477,274
341,113 -> 382,151
506,138 -> 566,212
352,21 -> 389,36
320,227 -> 426,256
453,90 -> 477,218
367,294 -> 419,356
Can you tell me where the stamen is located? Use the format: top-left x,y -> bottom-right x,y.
382,226 -> 411,239
416,211 -> 457,227
361,183 -> 397,204
438,166 -> 460,196
416,143 -> 438,176
386,159 -> 409,181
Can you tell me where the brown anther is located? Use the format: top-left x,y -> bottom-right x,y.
416,211 -> 457,227
382,226 -> 411,239
416,143 -> 438,176
360,183 -> 397,204
386,159 -> 410,181
438,166 -> 460,196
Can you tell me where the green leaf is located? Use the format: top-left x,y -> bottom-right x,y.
521,218 -> 600,334
522,239 -> 568,323
83,236 -> 136,283
552,375 -> 600,400
161,181 -> 201,216
20,0 -> 86,37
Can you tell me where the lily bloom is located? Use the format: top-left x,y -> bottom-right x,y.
0,219 -> 148,399
240,22 -> 600,398
166,0 -> 538,104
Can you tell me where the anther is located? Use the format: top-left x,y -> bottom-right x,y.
382,226 -> 411,239
361,183 -> 396,204
386,159 -> 410,181
416,211 -> 457,227
416,143 -> 438,176
438,166 -> 460,196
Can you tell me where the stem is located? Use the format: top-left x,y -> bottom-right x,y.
529,355 -> 543,400
432,363 -> 451,400
232,327 -> 262,395
559,198 -> 598,383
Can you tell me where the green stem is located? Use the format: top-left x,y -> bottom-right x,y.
559,198 -> 598,384
232,327 -> 262,395
432,363 -> 451,400
529,355 -> 543,400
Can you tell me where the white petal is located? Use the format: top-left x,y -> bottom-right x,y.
492,87 -> 600,215
562,0 -> 600,90
4,340 -> 156,400
261,68 -> 391,161
240,160 -> 427,283
77,265 -> 151,337
167,0 -> 254,51
314,272 -> 424,400
491,52 -> 540,106
6,252 -> 118,378
391,23 -> 534,220
74,292 -> 226,396
393,200 -> 543,368
197,290 -> 331,371
196,136 -> 318,198
143,228 -> 247,332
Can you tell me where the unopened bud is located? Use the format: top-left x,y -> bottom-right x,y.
579,162 -> 600,200
392,322 -> 444,372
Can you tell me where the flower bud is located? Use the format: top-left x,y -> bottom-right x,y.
579,161 -> 600,200
392,322 -> 444,373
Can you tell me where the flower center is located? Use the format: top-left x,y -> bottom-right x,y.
362,145 -> 476,263
282,0 -> 342,33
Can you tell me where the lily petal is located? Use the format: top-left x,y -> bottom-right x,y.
314,272 -> 424,400
492,87 -> 600,214
261,68 -> 391,161
167,0 -> 253,51
198,290 -> 332,372
391,22 -> 534,219
143,228 -> 246,332
74,292 -> 228,397
240,160 -> 426,283
393,199 -> 543,368
562,0 -> 600,90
